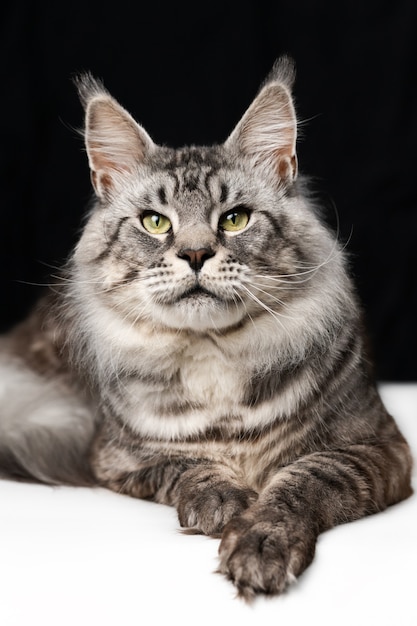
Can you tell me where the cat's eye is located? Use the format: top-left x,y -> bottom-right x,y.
141,212 -> 172,235
219,208 -> 250,232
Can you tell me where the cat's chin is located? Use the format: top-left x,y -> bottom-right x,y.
153,296 -> 246,332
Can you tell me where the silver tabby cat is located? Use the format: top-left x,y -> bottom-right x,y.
0,57 -> 412,599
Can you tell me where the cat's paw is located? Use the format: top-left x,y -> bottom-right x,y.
218,511 -> 316,600
176,475 -> 257,536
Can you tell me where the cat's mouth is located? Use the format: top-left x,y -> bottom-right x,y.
153,281 -> 245,331
178,285 -> 216,301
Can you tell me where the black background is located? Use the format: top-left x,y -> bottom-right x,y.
1,1 -> 416,380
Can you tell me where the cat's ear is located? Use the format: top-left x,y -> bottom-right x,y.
75,74 -> 155,198
224,56 -> 298,183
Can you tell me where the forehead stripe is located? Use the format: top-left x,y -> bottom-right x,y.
158,186 -> 167,205
220,183 -> 229,204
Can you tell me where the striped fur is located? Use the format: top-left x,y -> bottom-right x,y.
0,57 -> 412,599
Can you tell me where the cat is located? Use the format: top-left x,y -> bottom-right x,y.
0,56 -> 412,600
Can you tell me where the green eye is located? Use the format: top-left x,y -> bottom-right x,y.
219,208 -> 250,232
141,212 -> 172,235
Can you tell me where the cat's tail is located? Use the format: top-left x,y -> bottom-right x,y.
0,347 -> 97,486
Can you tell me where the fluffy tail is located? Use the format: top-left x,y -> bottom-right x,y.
0,352 -> 97,486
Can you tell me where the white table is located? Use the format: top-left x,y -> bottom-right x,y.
1,383 -> 416,626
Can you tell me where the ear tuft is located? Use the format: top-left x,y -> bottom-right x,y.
262,55 -> 296,91
73,72 -> 109,110
74,73 -> 155,199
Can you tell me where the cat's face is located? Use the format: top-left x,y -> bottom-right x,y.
73,61 -> 332,333
77,147 -> 311,332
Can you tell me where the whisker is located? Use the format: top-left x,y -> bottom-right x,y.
249,278 -> 306,292
245,282 -> 295,311
255,232 -> 348,286
232,288 -> 257,330
238,284 -> 292,337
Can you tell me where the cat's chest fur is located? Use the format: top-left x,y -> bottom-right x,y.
176,339 -> 238,403
87,299 -> 311,441
99,320 -> 246,439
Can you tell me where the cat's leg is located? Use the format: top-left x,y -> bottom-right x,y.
92,435 -> 257,535
168,461 -> 258,536
110,460 -> 258,536
218,438 -> 412,600
92,420 -> 258,535
104,461 -> 258,536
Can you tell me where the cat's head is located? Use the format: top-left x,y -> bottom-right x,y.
72,57 -> 339,333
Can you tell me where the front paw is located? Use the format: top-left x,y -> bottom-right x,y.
176,475 -> 257,536
218,511 -> 317,600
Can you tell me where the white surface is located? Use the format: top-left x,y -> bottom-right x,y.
1,383 -> 416,626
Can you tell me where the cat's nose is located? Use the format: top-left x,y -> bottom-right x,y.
177,247 -> 215,272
